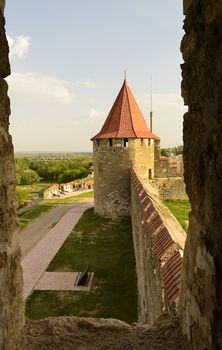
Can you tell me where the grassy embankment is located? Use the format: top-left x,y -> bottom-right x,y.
19,191 -> 94,230
16,182 -> 53,208
26,207 -> 137,324
163,199 -> 191,231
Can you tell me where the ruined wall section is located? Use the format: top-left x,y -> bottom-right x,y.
0,4 -> 24,349
131,168 -> 185,323
154,159 -> 184,178
93,138 -> 154,219
179,1 -> 222,349
149,177 -> 188,200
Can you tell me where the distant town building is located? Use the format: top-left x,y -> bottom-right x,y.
43,180 -> 94,199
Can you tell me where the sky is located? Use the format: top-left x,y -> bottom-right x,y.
5,0 -> 187,152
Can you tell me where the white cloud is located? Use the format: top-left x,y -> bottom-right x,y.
7,72 -> 74,104
7,35 -> 30,59
89,108 -> 104,119
75,79 -> 96,88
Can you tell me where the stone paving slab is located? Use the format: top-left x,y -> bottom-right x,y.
22,203 -> 93,299
34,272 -> 94,291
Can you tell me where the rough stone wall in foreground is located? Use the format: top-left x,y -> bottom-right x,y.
179,1 -> 222,349
0,4 -> 24,349
20,315 -> 190,350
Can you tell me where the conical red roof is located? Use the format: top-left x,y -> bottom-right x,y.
91,80 -> 159,140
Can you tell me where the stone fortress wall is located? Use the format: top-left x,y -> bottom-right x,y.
149,177 -> 188,200
92,131 -> 188,324
93,137 -> 154,218
131,168 -> 186,323
155,158 -> 184,178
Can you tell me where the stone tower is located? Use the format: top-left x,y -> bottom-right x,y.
91,79 -> 159,219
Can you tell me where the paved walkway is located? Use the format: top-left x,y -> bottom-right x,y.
20,198 -> 93,258
20,204 -> 74,258
22,202 -> 93,300
34,272 -> 94,292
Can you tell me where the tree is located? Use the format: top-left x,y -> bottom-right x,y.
20,169 -> 40,185
161,148 -> 170,157
58,167 -> 87,183
174,145 -> 183,156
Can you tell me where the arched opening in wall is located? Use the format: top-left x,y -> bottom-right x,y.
2,1 -> 209,348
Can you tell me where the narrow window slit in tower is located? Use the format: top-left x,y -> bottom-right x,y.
148,139 -> 151,147
149,169 -> 152,179
109,138 -> 113,147
141,138 -> 144,146
124,138 -> 128,147
97,140 -> 100,147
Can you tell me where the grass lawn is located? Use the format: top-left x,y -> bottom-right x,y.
19,191 -> 94,230
163,199 -> 191,231
26,207 -> 137,324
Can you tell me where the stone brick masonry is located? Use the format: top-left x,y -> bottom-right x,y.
93,138 -> 154,219
131,168 -> 185,323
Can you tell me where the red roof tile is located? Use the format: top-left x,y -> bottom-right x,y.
91,80 -> 159,140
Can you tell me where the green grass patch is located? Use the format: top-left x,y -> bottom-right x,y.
26,208 -> 137,323
16,181 -> 54,208
19,203 -> 55,230
163,199 -> 191,231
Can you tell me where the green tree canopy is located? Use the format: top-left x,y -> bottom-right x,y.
20,169 -> 40,185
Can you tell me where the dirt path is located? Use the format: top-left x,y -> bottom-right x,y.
22,202 -> 93,299
19,198 -> 93,257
